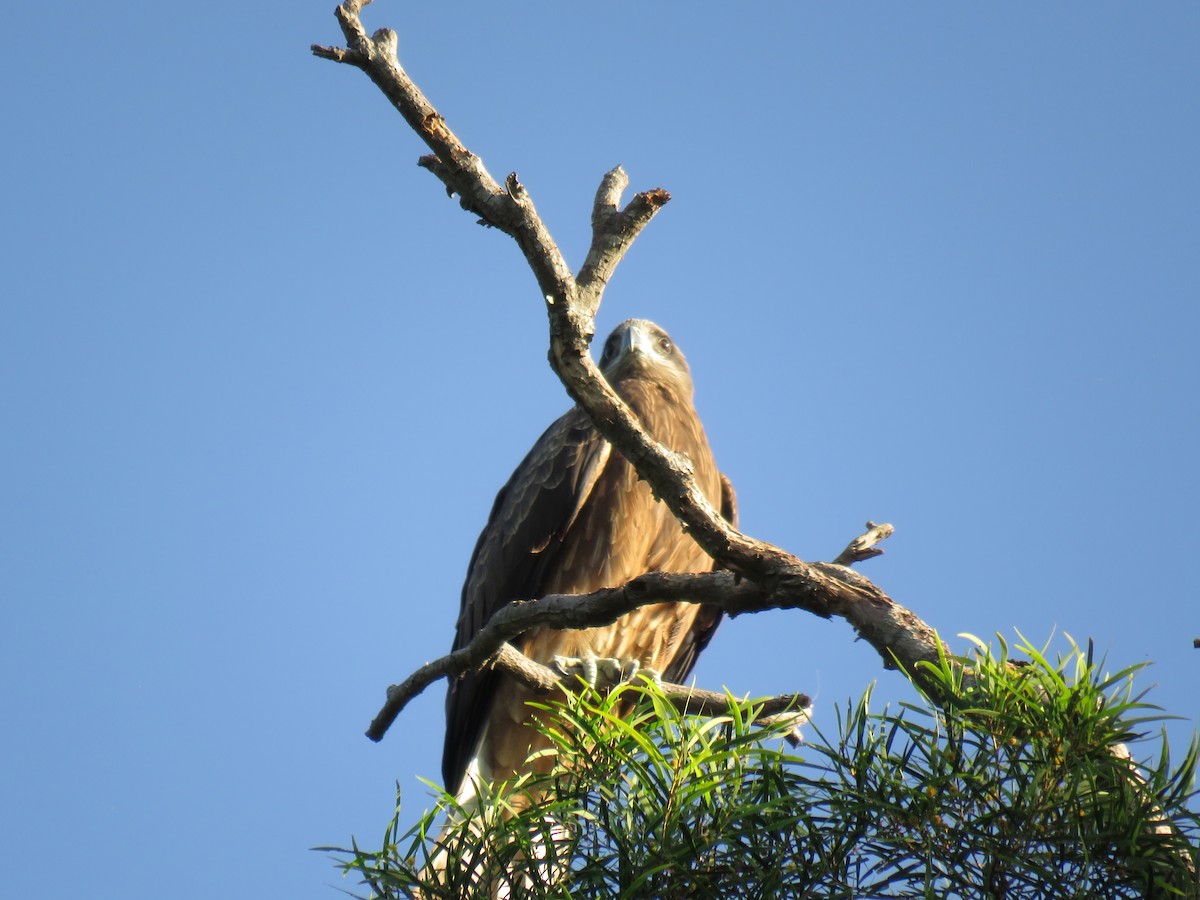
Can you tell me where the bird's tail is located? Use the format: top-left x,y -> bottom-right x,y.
422,741 -> 572,897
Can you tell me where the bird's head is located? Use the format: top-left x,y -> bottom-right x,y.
597,319 -> 694,399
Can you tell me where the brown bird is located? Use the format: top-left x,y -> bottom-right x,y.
443,318 -> 736,805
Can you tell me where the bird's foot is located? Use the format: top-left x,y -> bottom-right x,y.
552,650 -> 661,691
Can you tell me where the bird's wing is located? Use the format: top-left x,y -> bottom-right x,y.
658,470 -> 738,685
442,405 -> 611,791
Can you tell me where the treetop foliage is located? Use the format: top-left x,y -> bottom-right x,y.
324,635 -> 1199,898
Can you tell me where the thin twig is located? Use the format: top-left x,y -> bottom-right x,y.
833,521 -> 895,566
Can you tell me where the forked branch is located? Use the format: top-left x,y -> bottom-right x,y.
313,0 -> 949,724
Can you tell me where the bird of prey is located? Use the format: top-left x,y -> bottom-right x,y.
443,318 -> 736,804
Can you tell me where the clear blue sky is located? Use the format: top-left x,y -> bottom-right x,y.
3,3 -> 1197,897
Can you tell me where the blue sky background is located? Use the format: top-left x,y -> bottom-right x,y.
3,3 -> 1198,897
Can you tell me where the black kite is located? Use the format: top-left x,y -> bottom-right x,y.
443,318 -> 736,802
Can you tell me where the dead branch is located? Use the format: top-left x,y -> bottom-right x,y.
367,640 -> 809,746
365,524 -> 892,741
362,573 -> 763,741
314,1 -> 948,722
498,644 -> 809,738
833,521 -> 894,566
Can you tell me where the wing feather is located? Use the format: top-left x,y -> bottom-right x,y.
442,406 -> 610,790
658,470 -> 738,685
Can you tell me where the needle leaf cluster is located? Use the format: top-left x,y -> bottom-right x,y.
323,635 -> 1199,898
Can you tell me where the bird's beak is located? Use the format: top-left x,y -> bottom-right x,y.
600,321 -> 656,380
624,325 -> 653,362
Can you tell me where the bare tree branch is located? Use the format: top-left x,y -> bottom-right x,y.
314,1 -> 949,723
368,638 -> 809,746
364,572 -> 751,741
365,525 -> 897,741
577,168 -> 672,313
313,1 -> 575,306
494,644 -> 810,737
833,521 -> 895,566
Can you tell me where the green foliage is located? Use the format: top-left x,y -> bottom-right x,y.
323,636 -> 1199,898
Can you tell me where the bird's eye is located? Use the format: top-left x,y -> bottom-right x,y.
601,336 -> 618,364
658,337 -> 673,355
